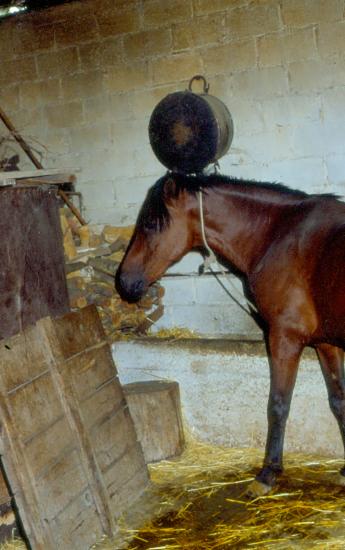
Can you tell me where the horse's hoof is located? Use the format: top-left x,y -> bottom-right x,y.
246,479 -> 273,498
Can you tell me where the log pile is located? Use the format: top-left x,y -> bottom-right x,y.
60,208 -> 164,339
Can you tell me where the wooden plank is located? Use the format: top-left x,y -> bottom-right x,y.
78,380 -> 125,431
51,305 -> 105,359
8,373 -> 64,442
65,344 -> 117,402
43,312 -> 118,536
111,467 -> 149,518
92,407 -> 137,472
24,417 -> 74,479
35,449 -> 89,521
0,169 -> 77,182
124,381 -> 185,463
104,443 -> 147,502
0,306 -> 149,549
0,324 -> 51,392
0,398 -> 56,548
51,489 -> 103,550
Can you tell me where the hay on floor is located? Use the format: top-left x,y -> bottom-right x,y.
94,437 -> 345,550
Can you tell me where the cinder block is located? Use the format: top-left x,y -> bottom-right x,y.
0,84 -> 20,113
36,47 -> 79,78
226,4 -> 281,40
19,79 -> 61,110
151,52 -> 203,84
133,148 -> 163,178
159,277 -> 196,306
79,38 -> 123,70
227,97 -> 264,135
129,84 -> 176,120
96,7 -> 140,37
113,173 -> 156,205
111,119 -> 149,155
104,62 -> 149,93
288,58 -> 345,92
317,21 -> 345,58
0,21 -> 15,59
194,274 -> 247,306
61,71 -> 104,101
194,0 -> 247,16
166,252 -> 202,275
231,67 -> 288,99
260,94 -> 321,129
143,0 -> 192,28
81,179 -> 116,209
123,29 -> 172,60
325,155 -> 345,187
84,204 -> 138,226
54,15 -> 98,46
321,88 -> 345,124
281,0 -> 343,27
258,157 -> 326,194
172,14 -> 225,50
293,121 -> 328,157
0,57 -> 37,86
234,126 -> 294,163
45,101 -> 83,129
12,22 -> 55,55
203,40 -> 256,76
43,129 -> 71,156
83,96 -> 111,124
70,124 -> 111,153
258,28 -> 317,67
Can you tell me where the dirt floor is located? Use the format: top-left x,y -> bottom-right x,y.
3,436 -> 345,550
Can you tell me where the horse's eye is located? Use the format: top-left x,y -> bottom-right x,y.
144,219 -> 158,232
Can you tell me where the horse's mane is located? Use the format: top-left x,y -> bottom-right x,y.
136,172 -> 338,232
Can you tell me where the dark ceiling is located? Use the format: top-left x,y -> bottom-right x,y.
0,0 -> 74,10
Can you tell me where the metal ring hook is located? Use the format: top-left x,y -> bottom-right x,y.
188,75 -> 210,94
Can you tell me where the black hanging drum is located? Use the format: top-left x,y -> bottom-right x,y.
148,75 -> 234,174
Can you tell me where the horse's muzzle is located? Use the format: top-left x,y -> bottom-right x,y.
115,270 -> 146,303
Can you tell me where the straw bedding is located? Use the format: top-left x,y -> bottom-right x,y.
98,437 -> 345,550
3,438 -> 345,550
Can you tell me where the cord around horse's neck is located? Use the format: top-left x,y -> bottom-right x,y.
197,189 -> 258,315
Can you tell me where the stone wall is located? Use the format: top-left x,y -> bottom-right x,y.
1,0 -> 345,335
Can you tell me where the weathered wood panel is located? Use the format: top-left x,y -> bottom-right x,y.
0,305 -> 149,549
0,187 -> 69,340
124,380 -> 185,463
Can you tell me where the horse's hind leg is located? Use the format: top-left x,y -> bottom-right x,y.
247,330 -> 303,497
316,343 -> 345,482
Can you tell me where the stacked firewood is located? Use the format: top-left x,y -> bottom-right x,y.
60,208 -> 164,339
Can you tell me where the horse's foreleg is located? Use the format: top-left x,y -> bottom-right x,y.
247,330 -> 303,497
316,343 -> 345,482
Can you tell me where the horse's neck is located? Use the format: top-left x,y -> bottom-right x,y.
199,187 -> 288,274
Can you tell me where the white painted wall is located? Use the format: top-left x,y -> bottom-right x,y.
113,339 -> 342,458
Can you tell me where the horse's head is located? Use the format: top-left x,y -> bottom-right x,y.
116,174 -> 198,302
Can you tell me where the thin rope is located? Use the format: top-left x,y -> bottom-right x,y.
198,189 -> 258,315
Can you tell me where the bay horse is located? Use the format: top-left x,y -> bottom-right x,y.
115,171 -> 345,496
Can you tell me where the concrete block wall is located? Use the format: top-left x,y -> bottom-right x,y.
1,0 -> 345,335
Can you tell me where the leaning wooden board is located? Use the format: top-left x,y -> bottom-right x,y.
0,305 -> 148,549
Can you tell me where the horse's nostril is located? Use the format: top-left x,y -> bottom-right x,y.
133,279 -> 144,294
115,270 -> 145,302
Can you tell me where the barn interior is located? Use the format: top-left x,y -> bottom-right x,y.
1,0 -> 345,548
